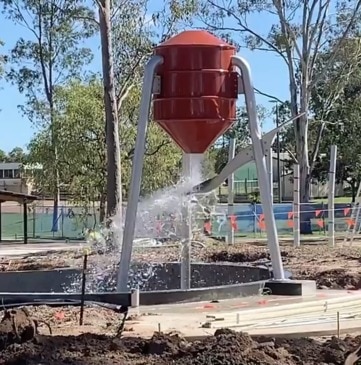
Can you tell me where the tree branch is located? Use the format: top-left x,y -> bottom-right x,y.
284,147 -> 298,164
272,0 -> 303,64
145,140 -> 171,156
309,122 -> 326,174
125,140 -> 171,160
117,84 -> 135,110
116,53 -> 149,111
94,0 -> 103,11
312,0 -> 361,88
254,88 -> 283,104
308,0 -> 331,83
202,0 -> 289,65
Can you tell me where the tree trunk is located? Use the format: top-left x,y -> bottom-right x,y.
295,114 -> 312,234
49,100 -> 61,234
98,0 -> 122,218
99,191 -> 106,222
351,181 -> 358,203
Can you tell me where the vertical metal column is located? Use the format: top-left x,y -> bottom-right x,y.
117,55 -> 163,292
276,104 -> 282,203
328,145 -> 337,247
293,164 -> 300,247
227,138 -> 236,244
23,202 -> 28,244
0,202 -> 2,242
232,56 -> 285,280
266,150 -> 273,204
180,153 -> 192,290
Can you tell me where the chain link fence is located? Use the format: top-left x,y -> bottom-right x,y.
1,201 -> 354,241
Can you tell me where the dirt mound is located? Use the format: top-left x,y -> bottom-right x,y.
0,257 -> 70,272
0,308 -> 50,351
2,330 -> 361,364
296,268 -> 361,290
207,245 -> 361,290
208,249 -> 290,263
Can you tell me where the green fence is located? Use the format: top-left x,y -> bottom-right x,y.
2,205 -> 98,240
1,202 -> 353,241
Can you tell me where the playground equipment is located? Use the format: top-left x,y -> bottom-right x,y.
117,30 -> 289,292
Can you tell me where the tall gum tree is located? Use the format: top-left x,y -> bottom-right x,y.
1,0 -> 95,227
169,0 -> 361,202
310,38 -> 361,201
94,0 -> 122,219
94,0 -> 185,218
27,79 -> 181,222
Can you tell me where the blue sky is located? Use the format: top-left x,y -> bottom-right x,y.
0,8 -> 290,153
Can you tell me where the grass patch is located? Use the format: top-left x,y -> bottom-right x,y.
312,197 -> 352,204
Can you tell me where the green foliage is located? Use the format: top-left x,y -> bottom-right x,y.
0,39 -> 5,78
27,79 -> 181,208
26,79 -> 106,205
1,0 -> 96,124
280,38 -> 361,200
0,147 -> 28,163
211,105 -> 269,174
310,41 -> 361,199
0,149 -> 6,162
117,85 -> 181,196
7,147 -> 28,163
100,0 -> 185,215
111,0 -> 154,102
110,0 -> 182,107
168,0 -> 361,202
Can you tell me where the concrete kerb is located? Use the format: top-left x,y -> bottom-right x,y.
201,293 -> 361,328
208,307 -> 361,329
118,292 -> 361,341
183,326 -> 361,341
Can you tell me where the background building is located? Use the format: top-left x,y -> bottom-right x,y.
0,162 -> 33,194
226,152 -> 345,202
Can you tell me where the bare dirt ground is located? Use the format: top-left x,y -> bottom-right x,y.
2,240 -> 361,290
1,241 -> 361,363
0,305 -> 359,364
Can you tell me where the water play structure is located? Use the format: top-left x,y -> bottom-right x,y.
117,29 -> 303,294
0,30 -> 316,312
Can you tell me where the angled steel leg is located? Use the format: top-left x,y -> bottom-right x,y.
232,56 -> 285,281
192,127 -> 279,194
117,55 -> 163,291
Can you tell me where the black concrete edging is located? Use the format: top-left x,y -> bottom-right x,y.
0,262 -> 273,293
0,280 -> 268,307
139,280 -> 268,305
0,292 -> 132,307
0,262 -> 283,306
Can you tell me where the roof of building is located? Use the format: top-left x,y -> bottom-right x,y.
0,162 -> 22,169
0,190 -> 38,203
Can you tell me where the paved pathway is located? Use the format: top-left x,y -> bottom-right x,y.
0,241 -> 86,257
128,290 -> 361,339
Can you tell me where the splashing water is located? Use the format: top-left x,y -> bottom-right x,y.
67,153 -> 218,293
134,154 -> 205,240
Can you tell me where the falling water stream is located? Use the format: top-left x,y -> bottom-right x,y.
66,153 -> 217,293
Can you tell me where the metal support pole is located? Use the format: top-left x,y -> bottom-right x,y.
180,203 -> 192,289
266,150 -> 273,204
180,153 -> 192,290
117,55 -> 163,291
0,202 -> 2,242
23,202 -> 28,244
293,164 -> 300,247
276,105 -> 281,203
328,145 -> 337,247
232,56 -> 285,280
227,138 -> 236,244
